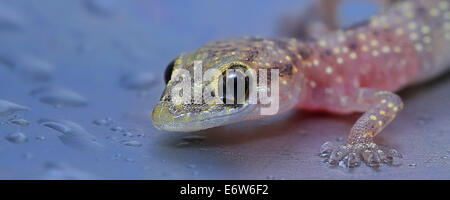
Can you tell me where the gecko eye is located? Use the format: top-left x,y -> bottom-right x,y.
164,59 -> 176,84
219,65 -> 249,104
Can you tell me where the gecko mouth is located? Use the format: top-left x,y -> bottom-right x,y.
151,101 -> 256,132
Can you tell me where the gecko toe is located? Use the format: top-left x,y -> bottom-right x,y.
343,152 -> 361,168
362,146 -> 403,167
319,141 -> 335,157
386,148 -> 403,166
362,149 -> 381,167
320,141 -> 402,168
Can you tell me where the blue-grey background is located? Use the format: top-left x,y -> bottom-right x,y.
0,0 -> 448,179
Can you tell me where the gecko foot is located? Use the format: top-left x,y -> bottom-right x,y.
320,141 -> 402,168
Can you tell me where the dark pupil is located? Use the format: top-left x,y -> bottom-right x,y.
164,59 -> 176,84
220,66 -> 249,104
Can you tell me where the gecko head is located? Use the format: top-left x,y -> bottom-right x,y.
152,37 -> 302,132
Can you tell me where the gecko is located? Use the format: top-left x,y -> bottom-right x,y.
152,0 -> 450,168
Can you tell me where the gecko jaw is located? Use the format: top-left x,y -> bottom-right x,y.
151,101 -> 256,132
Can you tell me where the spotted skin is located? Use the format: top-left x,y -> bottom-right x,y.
152,0 -> 450,168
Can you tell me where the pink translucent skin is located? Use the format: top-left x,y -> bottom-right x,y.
295,0 -> 448,114
281,0 -> 450,167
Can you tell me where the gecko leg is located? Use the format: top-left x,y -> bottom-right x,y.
320,89 -> 404,168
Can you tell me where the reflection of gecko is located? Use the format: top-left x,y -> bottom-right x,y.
152,0 -> 450,168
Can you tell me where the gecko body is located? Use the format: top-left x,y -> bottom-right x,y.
152,0 -> 450,167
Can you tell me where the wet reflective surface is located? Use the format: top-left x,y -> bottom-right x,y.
0,0 -> 448,179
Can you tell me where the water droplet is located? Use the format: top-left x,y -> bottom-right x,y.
39,119 -> 103,150
136,133 -> 145,137
5,132 -> 28,144
120,140 -> 142,147
0,99 -> 28,117
110,126 -> 124,132
124,158 -> 135,163
120,72 -> 157,90
83,0 -> 117,16
441,155 -> 448,159
30,86 -> 87,107
8,118 -> 30,126
93,117 -> 113,126
0,55 -> 53,82
0,4 -> 26,30
122,132 -> 133,137
36,136 -> 46,141
93,119 -> 109,126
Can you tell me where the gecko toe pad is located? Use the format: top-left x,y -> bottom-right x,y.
320,141 -> 402,168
